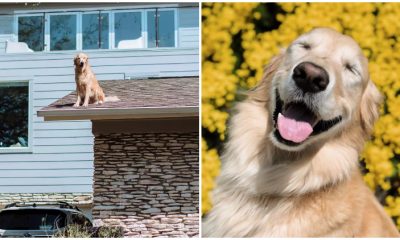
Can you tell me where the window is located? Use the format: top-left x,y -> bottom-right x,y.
114,11 -> 143,49
11,7 -> 179,52
147,11 -> 156,48
18,15 -> 44,51
147,10 -> 176,48
0,81 -> 31,152
158,10 -> 175,47
82,13 -> 109,50
50,14 -> 77,51
71,213 -> 92,227
0,210 -> 67,230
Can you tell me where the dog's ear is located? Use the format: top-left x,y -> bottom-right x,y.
359,80 -> 382,137
262,53 -> 285,81
248,52 -> 285,101
73,56 -> 78,66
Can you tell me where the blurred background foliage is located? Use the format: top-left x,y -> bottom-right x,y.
201,2 -> 400,229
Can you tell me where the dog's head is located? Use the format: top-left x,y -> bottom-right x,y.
254,28 -> 382,151
74,53 -> 89,71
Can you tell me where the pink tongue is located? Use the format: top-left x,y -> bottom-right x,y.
277,113 -> 313,143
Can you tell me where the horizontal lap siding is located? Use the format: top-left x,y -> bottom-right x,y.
178,8 -> 199,48
0,47 -> 199,193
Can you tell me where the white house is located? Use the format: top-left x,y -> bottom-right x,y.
0,2 -> 199,218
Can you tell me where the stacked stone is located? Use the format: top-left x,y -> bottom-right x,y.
0,193 -> 92,208
93,132 -> 199,237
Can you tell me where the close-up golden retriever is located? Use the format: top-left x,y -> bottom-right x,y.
73,52 -> 105,107
202,28 -> 400,237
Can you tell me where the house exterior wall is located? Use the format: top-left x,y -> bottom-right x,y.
0,1 -> 198,201
178,8 -> 199,48
93,130 -> 199,237
0,48 -> 198,195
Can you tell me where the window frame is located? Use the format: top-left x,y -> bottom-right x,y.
12,7 -> 179,52
0,77 -> 33,154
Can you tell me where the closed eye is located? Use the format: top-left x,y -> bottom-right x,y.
344,63 -> 359,76
298,42 -> 311,50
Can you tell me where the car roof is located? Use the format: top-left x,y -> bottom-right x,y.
1,206 -> 84,214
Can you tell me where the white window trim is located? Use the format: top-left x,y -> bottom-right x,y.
175,8 -> 180,48
44,13 -> 49,51
109,11 -> 115,50
13,7 -> 179,52
0,77 -> 33,154
77,13 -> 82,51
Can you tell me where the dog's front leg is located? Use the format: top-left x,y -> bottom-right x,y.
73,94 -> 81,107
82,86 -> 91,107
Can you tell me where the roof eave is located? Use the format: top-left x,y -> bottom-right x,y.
37,106 -> 198,121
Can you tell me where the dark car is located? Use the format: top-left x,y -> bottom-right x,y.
0,202 -> 92,238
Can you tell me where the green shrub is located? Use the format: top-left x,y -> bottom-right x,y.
53,224 -> 92,238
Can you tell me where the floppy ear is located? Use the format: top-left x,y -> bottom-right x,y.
73,56 -> 78,66
359,80 -> 382,137
263,53 -> 285,80
248,52 -> 285,101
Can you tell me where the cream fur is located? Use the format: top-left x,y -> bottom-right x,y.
202,28 -> 399,237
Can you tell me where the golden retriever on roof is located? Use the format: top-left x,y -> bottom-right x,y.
73,53 -> 105,107
202,28 -> 400,237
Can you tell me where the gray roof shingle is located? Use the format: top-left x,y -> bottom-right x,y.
37,77 -> 199,121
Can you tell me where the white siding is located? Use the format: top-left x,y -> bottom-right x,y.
178,8 -> 199,48
0,47 -> 199,193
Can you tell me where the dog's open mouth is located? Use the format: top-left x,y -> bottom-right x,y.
272,90 -> 342,146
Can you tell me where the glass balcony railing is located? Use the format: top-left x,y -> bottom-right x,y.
0,6 -> 180,53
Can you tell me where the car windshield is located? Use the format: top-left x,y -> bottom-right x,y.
0,209 -> 67,230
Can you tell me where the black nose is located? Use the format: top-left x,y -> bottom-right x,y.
292,62 -> 329,93
80,62 -> 84,67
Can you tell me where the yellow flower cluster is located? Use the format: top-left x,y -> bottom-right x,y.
202,3 -> 258,140
201,139 -> 221,213
202,2 -> 400,228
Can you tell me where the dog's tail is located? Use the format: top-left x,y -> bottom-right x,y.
104,96 -> 120,102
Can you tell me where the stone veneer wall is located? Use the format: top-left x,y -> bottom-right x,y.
93,132 -> 199,237
0,193 -> 92,208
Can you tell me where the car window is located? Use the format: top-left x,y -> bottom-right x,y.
0,209 -> 67,230
71,213 -> 92,227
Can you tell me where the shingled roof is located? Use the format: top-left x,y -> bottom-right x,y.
38,77 -> 198,121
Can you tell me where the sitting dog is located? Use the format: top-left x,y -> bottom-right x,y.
73,53 -> 105,107
203,28 -> 400,237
